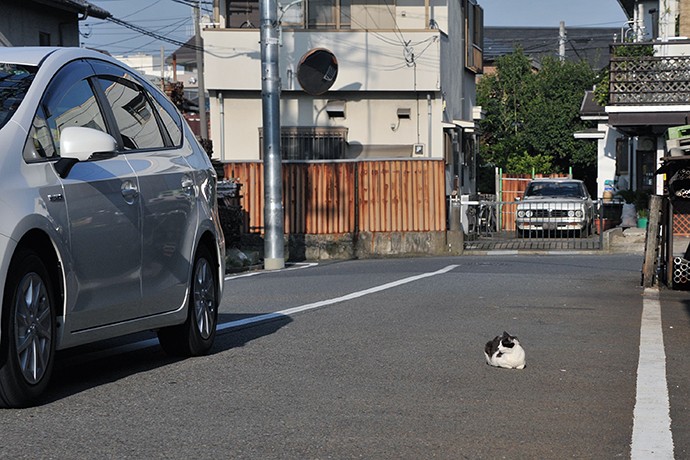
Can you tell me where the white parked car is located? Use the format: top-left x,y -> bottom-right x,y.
516,179 -> 594,237
0,47 -> 225,407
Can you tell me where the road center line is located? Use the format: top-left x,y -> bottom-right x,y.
630,288 -> 674,459
217,264 -> 459,332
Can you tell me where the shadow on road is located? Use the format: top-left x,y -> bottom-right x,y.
42,312 -> 292,406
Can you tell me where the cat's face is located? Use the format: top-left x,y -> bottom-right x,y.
499,332 -> 520,351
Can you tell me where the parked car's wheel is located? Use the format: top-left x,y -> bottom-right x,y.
0,249 -> 56,408
158,246 -> 218,357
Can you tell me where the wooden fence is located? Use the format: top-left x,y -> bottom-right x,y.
223,159 -> 447,235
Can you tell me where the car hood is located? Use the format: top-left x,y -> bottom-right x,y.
520,196 -> 587,203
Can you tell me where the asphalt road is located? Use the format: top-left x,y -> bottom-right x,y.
1,254 -> 687,459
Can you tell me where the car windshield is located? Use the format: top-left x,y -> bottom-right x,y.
0,63 -> 37,130
524,182 -> 585,198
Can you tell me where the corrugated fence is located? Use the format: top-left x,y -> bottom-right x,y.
224,159 -> 447,235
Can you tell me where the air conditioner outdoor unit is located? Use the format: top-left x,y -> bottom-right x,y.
412,143 -> 425,157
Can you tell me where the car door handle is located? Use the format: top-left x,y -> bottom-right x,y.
121,180 -> 139,204
181,176 -> 195,197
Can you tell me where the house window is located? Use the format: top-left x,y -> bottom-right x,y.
39,32 -> 51,46
226,0 -> 259,28
464,0 -> 483,73
259,127 -> 348,160
227,0 -> 354,30
616,138 -> 629,175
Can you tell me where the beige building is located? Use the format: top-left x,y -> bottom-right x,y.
203,0 -> 484,196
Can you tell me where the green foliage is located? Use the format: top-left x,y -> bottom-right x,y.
613,43 -> 655,58
477,48 -> 598,180
506,152 -> 554,175
594,45 -> 655,106
593,70 -> 609,107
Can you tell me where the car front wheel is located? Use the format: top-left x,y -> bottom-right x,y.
158,246 -> 218,357
0,249 -> 56,408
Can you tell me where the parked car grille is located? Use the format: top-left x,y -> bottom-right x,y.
532,209 -> 571,218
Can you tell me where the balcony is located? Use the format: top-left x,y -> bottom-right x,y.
608,41 -> 690,106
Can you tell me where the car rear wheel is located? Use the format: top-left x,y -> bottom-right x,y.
0,249 -> 56,408
158,246 -> 218,357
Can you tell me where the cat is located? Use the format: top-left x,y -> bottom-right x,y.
484,331 -> 526,369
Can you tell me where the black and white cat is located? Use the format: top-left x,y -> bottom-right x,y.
484,331 -> 526,369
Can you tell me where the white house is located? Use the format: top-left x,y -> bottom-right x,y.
582,0 -> 690,199
202,0 -> 484,197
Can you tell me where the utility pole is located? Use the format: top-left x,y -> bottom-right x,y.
559,21 -> 566,61
260,0 -> 285,270
194,1 -> 208,141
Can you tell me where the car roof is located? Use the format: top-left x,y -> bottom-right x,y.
529,178 -> 583,184
0,47 -> 114,67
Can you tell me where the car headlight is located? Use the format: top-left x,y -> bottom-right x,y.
517,210 -> 525,218
575,210 -> 583,218
525,210 -> 533,218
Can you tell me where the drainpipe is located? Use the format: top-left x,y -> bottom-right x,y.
427,94 -> 432,157
219,92 -> 225,160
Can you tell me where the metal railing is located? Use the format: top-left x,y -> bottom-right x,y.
462,198 -> 605,251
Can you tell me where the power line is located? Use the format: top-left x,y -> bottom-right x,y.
105,16 -> 200,51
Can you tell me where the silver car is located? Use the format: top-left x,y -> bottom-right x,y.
516,179 -> 594,237
0,47 -> 225,407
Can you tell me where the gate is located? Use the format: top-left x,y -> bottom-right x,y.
462,197 -> 605,251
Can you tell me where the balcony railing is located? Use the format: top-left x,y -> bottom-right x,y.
609,42 -> 690,105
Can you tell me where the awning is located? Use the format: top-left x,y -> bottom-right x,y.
574,129 -> 605,140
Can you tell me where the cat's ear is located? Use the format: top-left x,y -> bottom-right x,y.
502,331 -> 510,338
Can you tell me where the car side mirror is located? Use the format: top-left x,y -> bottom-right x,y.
55,127 -> 118,178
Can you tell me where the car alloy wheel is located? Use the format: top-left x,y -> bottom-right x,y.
14,272 -> 53,384
193,257 -> 215,340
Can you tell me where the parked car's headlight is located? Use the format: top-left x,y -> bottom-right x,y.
575,210 -> 583,218
517,210 -> 525,218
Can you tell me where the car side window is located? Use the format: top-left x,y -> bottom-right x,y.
150,95 -> 182,146
25,77 -> 107,161
96,77 -> 165,151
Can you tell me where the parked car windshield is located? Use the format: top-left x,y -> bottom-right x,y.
524,181 -> 586,198
0,64 -> 37,129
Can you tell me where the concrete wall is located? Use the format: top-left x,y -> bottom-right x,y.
210,91 -> 445,161
239,231 -> 463,261
203,29 -> 441,92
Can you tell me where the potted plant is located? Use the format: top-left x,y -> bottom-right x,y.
637,208 -> 649,229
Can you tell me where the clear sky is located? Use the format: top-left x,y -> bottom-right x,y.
81,0 -> 630,56
482,0 -> 628,28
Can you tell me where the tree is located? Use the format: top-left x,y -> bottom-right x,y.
477,49 -> 597,180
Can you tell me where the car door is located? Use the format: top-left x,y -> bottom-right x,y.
90,62 -> 196,315
34,60 -> 143,332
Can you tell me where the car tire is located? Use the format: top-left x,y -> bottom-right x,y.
158,246 -> 218,357
0,249 -> 56,408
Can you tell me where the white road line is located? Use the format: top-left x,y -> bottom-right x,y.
62,264 -> 458,365
224,262 -> 319,281
631,288 -> 674,459
218,264 -> 459,332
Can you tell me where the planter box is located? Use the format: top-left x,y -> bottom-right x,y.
595,218 -> 616,234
